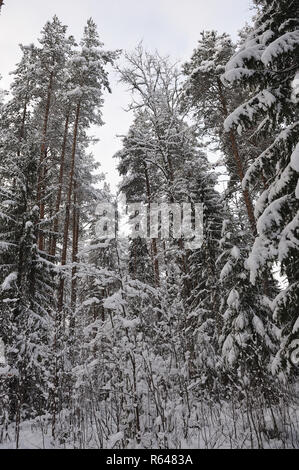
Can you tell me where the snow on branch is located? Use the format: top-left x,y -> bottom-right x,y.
224,90 -> 277,132
261,31 -> 299,65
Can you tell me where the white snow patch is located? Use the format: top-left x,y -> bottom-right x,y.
227,289 -> 239,308
107,431 -> 124,448
231,246 -> 240,259
1,272 -> 17,291
291,70 -> 299,103
252,315 -> 265,337
290,142 -> 299,172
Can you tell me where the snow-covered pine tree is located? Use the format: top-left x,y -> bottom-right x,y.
182,31 -> 259,235
184,156 -> 224,391
0,56 -> 55,446
45,19 -> 119,439
34,16 -> 75,253
218,209 -> 279,398
57,18 -> 119,312
222,0 -> 299,375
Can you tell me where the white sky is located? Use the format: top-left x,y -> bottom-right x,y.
0,0 -> 254,193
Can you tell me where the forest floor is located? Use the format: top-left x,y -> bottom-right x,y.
1,397 -> 298,449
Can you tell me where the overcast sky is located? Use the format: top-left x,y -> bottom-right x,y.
0,0 -> 254,192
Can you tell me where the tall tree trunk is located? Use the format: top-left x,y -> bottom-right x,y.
50,109 -> 71,258
58,101 -> 81,311
216,77 -> 271,295
216,77 -> 257,235
53,101 -> 80,437
71,182 -> 79,310
52,104 -> 77,440
37,71 -> 54,252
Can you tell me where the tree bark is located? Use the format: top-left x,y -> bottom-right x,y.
216,78 -> 272,295
71,182 -> 79,310
216,77 -> 257,236
58,101 -> 81,311
37,71 -> 54,252
50,110 -> 71,258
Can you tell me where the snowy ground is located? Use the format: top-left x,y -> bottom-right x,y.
1,398 -> 298,449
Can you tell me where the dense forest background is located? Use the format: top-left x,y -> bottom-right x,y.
0,0 -> 298,449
